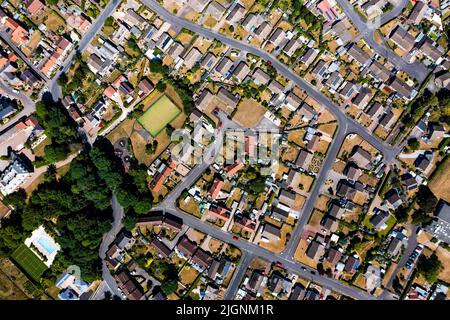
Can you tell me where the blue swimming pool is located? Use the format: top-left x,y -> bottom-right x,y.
37,237 -> 57,255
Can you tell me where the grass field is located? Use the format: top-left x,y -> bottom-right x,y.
429,156 -> 450,202
11,245 -> 47,282
138,95 -> 181,137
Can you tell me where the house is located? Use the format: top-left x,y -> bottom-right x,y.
387,237 -> 403,256
278,189 -> 296,208
295,149 -> 313,170
284,91 -> 302,111
299,47 -> 318,66
205,1 -> 227,20
196,90 -> 214,111
352,87 -> 373,109
326,247 -> 342,264
317,0 -> 339,22
208,178 -> 224,199
268,28 -> 286,47
330,18 -> 353,45
208,204 -> 230,221
247,270 -> 264,293
252,68 -> 271,85
304,288 -> 321,300
115,270 -> 144,300
116,233 -> 135,250
200,52 -> 217,70
306,241 -> 325,260
425,200 -> 450,245
217,88 -> 240,108
365,102 -> 384,121
289,283 -> 306,300
390,26 -> 416,53
349,146 -> 372,169
167,42 -> 184,59
271,206 -> 290,222
414,153 -> 432,173
215,57 -> 233,76
136,213 -> 164,228
344,256 -> 359,272
176,236 -> 197,258
138,78 -> 154,96
184,47 -> 202,69
344,163 -> 362,183
325,72 -> 344,91
260,223 -> 282,242
123,9 -> 147,30
336,180 -> 357,201
379,110 -> 396,129
0,154 -> 32,196
401,173 -> 418,191
427,123 -> 445,141
419,37 -> 443,61
408,1 -> 428,24
329,203 -> 345,219
234,215 -> 256,233
361,0 -> 387,18
226,3 -> 246,23
27,0 -> 45,16
254,22 -> 272,39
298,103 -> 317,122
191,248 -> 213,270
19,69 -> 39,87
224,162 -> 245,177
150,239 -> 172,258
242,13 -> 257,31
163,214 -> 183,233
321,216 -> 338,232
385,189 -> 402,210
370,210 -> 389,230
232,62 -> 250,82
283,39 -> 300,57
347,43 -> 370,66
268,80 -> 284,96
389,77 -> 413,100
189,0 -> 210,12
368,60 -> 391,82
87,54 -> 107,75
150,160 -> 176,193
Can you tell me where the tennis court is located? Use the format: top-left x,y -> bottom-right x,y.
11,244 -> 48,281
138,95 -> 181,137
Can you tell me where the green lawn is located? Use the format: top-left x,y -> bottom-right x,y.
11,244 -> 48,282
138,95 -> 181,137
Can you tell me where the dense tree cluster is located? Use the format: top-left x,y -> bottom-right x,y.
0,138 -> 154,282
417,253 -> 442,283
34,96 -> 81,166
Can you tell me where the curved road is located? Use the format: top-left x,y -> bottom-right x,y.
0,79 -> 35,133
141,0 -> 399,161
99,194 -> 124,299
335,0 -> 429,82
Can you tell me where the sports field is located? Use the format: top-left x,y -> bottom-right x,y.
11,244 -> 47,282
138,95 -> 181,137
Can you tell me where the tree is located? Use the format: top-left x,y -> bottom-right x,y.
155,80 -> 167,92
407,138 -> 420,151
160,279 -> 178,296
416,186 -> 438,213
123,216 -> 137,232
2,189 -> 27,210
417,253 -> 442,283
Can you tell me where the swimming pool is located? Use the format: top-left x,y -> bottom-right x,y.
37,237 -> 57,255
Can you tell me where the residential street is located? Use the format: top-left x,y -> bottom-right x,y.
334,0 -> 429,82
98,194 -> 125,299
0,79 -> 35,133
